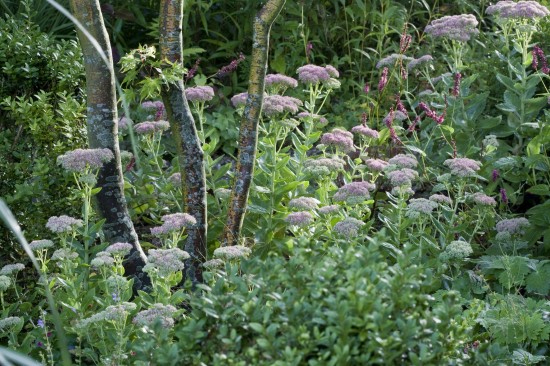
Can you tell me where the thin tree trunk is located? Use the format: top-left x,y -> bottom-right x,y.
159,0 -> 207,284
69,0 -> 148,288
222,0 -> 286,247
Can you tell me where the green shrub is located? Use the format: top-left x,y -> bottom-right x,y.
0,15 -> 86,252
131,238 -> 470,365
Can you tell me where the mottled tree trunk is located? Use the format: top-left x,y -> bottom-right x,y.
69,0 -> 148,288
222,0 -> 286,247
159,0 -> 207,284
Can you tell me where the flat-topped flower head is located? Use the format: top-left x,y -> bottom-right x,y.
46,215 -> 83,233
406,198 -> 438,218
425,14 -> 480,42
487,1 -> 549,19
141,100 -> 164,110
496,217 -> 530,235
105,242 -> 133,257
388,154 -> 418,169
376,53 -> 414,69
29,239 -> 54,251
0,263 -> 25,276
0,275 -> 11,291
439,240 -> 473,261
386,168 -> 418,187
304,157 -> 345,177
297,64 -> 338,85
150,213 -> 197,236
168,172 -> 181,185
57,148 -> 114,173
444,157 -> 481,177
318,204 -> 340,215
77,303 -> 136,329
407,55 -> 434,71
51,248 -> 79,261
202,258 -> 225,269
213,245 -> 252,260
231,92 -> 249,108
320,128 -> 355,153
133,304 -> 177,328
185,86 -> 215,102
263,95 -> 303,116
285,211 -> 314,227
144,248 -> 190,276
118,116 -> 132,130
134,120 -> 170,135
364,158 -> 389,172
90,253 -> 115,268
333,181 -> 376,204
429,194 -> 452,205
351,125 -> 380,139
0,317 -> 23,331
265,74 -> 298,89
288,197 -> 320,211
333,217 -> 365,238
470,192 -> 497,207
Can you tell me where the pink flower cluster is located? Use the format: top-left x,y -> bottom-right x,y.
443,158 -> 481,177
46,215 -> 83,233
495,217 -> 530,235
144,248 -> 190,276
296,64 -> 339,85
141,100 -> 164,110
425,14 -> 479,42
407,55 -> 434,71
185,86 -> 215,102
419,102 -> 445,125
320,128 -> 355,153
471,192 -> 497,206
429,194 -> 452,205
364,158 -> 389,172
265,74 -> 299,89
486,1 -> 550,19
134,120 -> 170,135
333,181 -> 376,204
351,124 -> 379,139
386,168 -> 418,187
388,154 -> 418,169
285,211 -> 314,227
263,95 -> 303,116
57,148 -> 114,173
333,217 -> 365,238
532,46 -> 550,74
133,304 -> 177,328
288,197 -> 320,210
150,213 -> 197,236
105,242 -> 133,257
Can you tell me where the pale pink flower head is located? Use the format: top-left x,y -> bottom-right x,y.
263,95 -> 303,116
143,248 -> 190,276
388,154 -> 418,169
333,181 -> 376,204
386,168 -> 418,187
318,205 -> 340,215
425,14 -> 479,42
150,213 -> 197,236
285,211 -> 314,227
46,215 -> 83,233
133,303 -> 177,328
429,194 -> 452,205
443,158 -> 481,177
320,128 -> 355,153
363,158 -> 388,172
333,217 -> 365,238
288,197 -> 320,211
487,1 -> 549,19
105,242 -> 133,257
265,74 -> 298,89
470,192 -> 497,207
495,217 -> 530,235
141,100 -> 164,110
231,92 -> 249,108
213,245 -> 252,260
57,148 -> 114,173
296,64 -> 331,85
406,198 -> 438,218
185,86 -> 215,102
351,125 -> 380,139
134,120 -> 170,135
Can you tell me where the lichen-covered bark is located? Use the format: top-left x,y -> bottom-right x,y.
222,0 -> 286,247
159,0 -> 207,284
69,0 -> 148,288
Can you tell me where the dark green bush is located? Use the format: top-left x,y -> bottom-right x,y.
0,15 -> 86,251
132,238 -> 471,365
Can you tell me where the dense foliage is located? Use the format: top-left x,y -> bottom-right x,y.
1,0 -> 550,365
